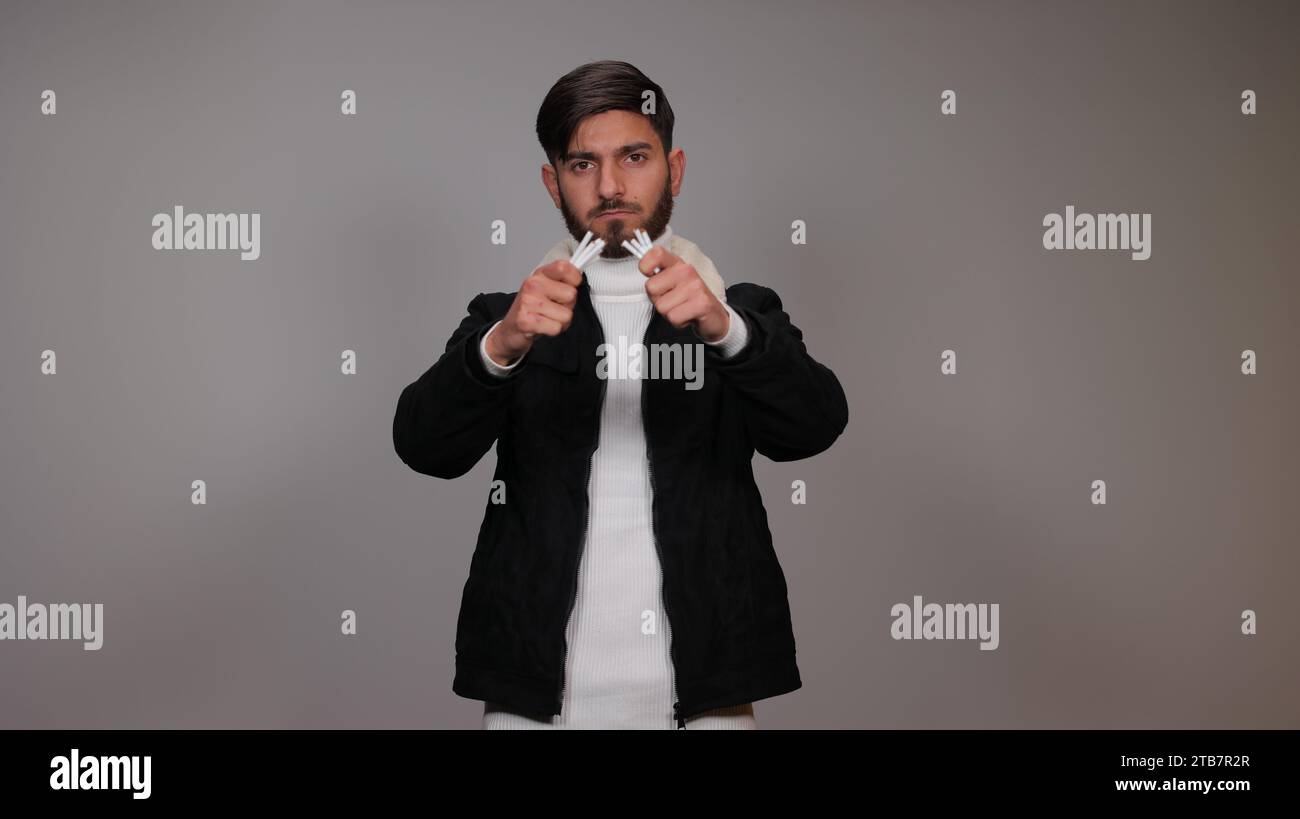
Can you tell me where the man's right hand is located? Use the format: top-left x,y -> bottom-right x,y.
483,259 -> 583,366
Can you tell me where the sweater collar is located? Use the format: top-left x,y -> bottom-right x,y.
579,224 -> 673,299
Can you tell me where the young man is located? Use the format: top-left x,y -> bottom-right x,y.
393,60 -> 848,729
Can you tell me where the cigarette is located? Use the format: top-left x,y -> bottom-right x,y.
623,229 -> 660,272
571,237 -> 605,269
570,230 -> 594,263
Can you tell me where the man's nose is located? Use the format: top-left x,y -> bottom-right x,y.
597,164 -> 625,200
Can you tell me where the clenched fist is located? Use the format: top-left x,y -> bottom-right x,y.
484,259 -> 582,366
636,245 -> 730,342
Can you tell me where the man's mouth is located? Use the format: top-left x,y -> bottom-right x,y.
595,210 -> 634,219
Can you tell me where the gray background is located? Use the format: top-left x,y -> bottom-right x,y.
1,0 -> 1296,728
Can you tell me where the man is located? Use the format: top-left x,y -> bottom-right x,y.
392,60 -> 848,729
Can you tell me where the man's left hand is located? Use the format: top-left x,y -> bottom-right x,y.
636,245 -> 729,342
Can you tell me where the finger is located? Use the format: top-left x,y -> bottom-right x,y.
534,274 -> 578,307
653,283 -> 705,325
664,300 -> 707,329
637,245 -> 682,278
539,259 -> 583,287
519,311 -> 564,337
527,296 -> 573,330
644,262 -> 692,299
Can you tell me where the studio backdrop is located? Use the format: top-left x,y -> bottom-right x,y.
1,0 -> 1296,728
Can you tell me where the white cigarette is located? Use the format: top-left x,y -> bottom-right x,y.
570,230 -> 594,264
621,239 -> 645,259
572,241 -> 593,266
573,238 -> 605,268
633,230 -> 660,271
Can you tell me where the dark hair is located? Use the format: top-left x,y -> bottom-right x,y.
536,60 -> 674,168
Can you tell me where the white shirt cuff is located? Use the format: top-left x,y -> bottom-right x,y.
479,320 -> 524,377
701,302 -> 750,359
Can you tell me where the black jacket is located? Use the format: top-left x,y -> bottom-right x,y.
392,274 -> 849,726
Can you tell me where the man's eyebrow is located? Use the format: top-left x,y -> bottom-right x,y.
562,142 -> 655,163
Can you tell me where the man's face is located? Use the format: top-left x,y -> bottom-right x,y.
543,109 -> 685,259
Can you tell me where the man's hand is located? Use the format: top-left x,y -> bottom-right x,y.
485,259 -> 583,366
636,245 -> 729,341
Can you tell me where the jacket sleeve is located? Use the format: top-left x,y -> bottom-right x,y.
392,292 -> 524,479
705,283 -> 849,461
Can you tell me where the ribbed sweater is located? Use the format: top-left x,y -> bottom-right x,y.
475,225 -> 757,729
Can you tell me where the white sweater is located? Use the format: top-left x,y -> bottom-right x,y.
475,225 -> 757,729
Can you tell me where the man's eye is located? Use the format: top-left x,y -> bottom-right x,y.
628,153 -> 645,163
572,161 -> 591,171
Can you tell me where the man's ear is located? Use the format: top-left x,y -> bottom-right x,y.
667,147 -> 685,196
541,163 -> 562,208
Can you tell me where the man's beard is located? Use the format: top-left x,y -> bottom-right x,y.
558,174 -> 675,259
